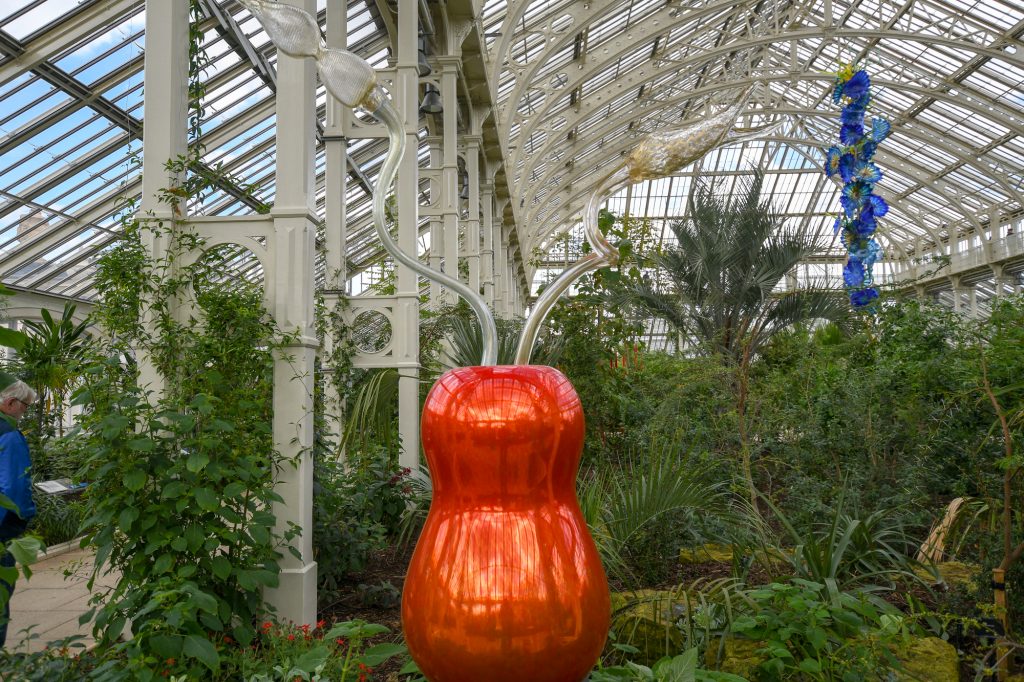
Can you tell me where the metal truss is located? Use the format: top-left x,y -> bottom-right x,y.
0,0 -> 1021,303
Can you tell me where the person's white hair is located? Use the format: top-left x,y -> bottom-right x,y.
0,380 -> 37,404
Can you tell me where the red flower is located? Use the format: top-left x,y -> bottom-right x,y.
287,634 -> 296,641
316,619 -> 326,629
301,623 -> 310,633
336,638 -> 346,646
262,621 -> 273,631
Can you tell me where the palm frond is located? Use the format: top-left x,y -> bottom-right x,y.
340,368 -> 400,458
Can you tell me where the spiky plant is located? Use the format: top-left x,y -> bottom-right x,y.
619,171 -> 849,510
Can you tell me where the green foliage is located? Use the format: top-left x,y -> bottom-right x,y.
313,455 -> 413,600
580,454 -> 748,586
81,211 -> 288,678
759,492 -> 923,595
30,493 -> 86,546
75,370 -> 287,679
609,175 -> 848,508
589,648 -> 746,681
728,580 -> 907,681
617,173 -> 848,362
752,300 -> 984,530
0,641 -> 96,680
16,304 -> 93,438
223,620 -> 408,682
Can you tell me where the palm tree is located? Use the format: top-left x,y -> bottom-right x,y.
17,304 -> 92,436
621,171 -> 849,510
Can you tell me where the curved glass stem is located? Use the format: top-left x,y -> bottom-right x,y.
371,97 -> 498,366
513,165 -> 629,365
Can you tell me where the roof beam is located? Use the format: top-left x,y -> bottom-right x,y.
517,75 -> 1023,232
0,0 -> 140,86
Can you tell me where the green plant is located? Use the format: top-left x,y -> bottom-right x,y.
29,494 -> 86,546
313,453 -> 414,604
355,580 -> 401,609
16,304 -> 92,438
226,619 -> 408,682
440,314 -> 563,368
759,491 -> 924,595
579,454 -> 749,586
616,172 -> 849,509
974,295 -> 1024,632
79,220 -> 290,678
728,579 -> 906,680
590,648 -> 746,681
0,638 -> 95,680
76,373 -> 288,679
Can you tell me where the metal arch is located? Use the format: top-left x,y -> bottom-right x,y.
530,127 -> 983,251
513,61 -> 1024,182
522,133 -> 965,258
488,0 -> 765,102
505,28 -> 1023,177
515,75 -> 1024,227
496,0 -> 749,137
524,120 -> 1011,248
490,0 -> 1012,116
495,4 -> 1021,151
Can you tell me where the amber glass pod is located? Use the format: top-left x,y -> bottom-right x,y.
402,365 -> 610,682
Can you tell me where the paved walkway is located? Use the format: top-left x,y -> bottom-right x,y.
6,545 -> 111,653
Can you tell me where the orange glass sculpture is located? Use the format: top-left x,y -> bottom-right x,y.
402,365 -> 610,682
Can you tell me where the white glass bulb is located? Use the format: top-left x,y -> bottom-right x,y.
240,0 -> 320,58
319,47 -> 378,109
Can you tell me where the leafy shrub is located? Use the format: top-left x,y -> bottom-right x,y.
0,641 -> 96,681
580,456 -> 747,587
314,456 -> 413,600
590,648 -> 745,681
76,218 -> 291,678
355,581 -> 401,610
760,493 -> 924,595
727,579 -> 907,680
222,619 -> 409,682
30,493 -> 86,546
76,377 -> 287,679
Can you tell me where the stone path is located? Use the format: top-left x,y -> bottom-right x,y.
6,544 -> 113,653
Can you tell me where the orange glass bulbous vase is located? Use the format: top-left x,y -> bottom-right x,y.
402,365 -> 610,682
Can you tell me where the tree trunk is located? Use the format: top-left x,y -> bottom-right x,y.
736,346 -> 758,515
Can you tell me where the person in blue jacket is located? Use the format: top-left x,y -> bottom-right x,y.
0,377 -> 37,648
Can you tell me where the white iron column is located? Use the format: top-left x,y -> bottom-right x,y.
323,0 -> 349,452
440,57 -> 461,301
991,264 -> 1017,299
511,259 -> 521,314
426,135 -> 443,304
138,0 -> 189,397
396,0 -> 421,470
266,0 -> 318,626
464,136 -> 482,295
480,181 -> 495,306
506,247 -> 517,316
494,219 -> 509,316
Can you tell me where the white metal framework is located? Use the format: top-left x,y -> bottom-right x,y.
0,0 -> 1020,309
0,0 -> 1021,627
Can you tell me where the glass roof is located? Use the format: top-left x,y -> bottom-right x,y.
0,0 -> 1021,301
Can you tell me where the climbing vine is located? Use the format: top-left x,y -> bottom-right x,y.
76,7 -> 293,678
